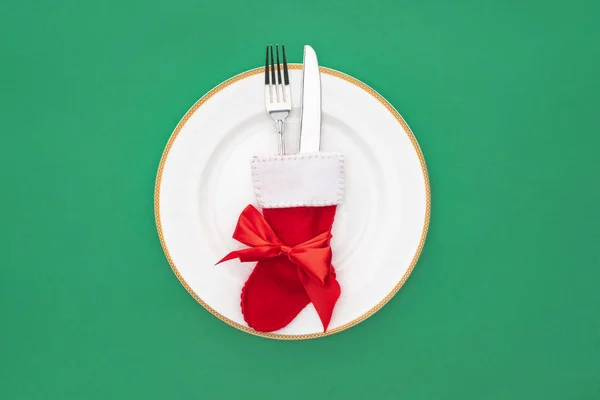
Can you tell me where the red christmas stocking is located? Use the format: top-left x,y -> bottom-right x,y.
218,153 -> 344,332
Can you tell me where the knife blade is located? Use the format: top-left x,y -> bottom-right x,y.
299,45 -> 322,153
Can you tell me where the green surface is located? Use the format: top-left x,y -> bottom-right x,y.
1,0 -> 599,398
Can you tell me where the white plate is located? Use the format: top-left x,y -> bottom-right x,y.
155,65 -> 430,339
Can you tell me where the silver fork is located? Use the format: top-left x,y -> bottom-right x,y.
264,44 -> 291,155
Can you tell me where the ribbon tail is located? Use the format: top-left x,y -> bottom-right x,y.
216,246 -> 281,265
298,268 -> 340,332
216,249 -> 245,265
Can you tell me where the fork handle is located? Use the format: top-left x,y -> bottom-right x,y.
276,120 -> 285,155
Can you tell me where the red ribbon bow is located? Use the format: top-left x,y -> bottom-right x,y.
217,205 -> 341,331
217,205 -> 332,285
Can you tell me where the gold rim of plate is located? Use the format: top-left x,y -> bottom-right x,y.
154,64 -> 431,340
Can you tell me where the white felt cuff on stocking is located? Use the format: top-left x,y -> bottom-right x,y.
251,152 -> 345,208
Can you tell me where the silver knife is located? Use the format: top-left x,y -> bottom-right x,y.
299,45 -> 322,153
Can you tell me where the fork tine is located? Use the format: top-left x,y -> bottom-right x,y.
265,45 -> 269,85
270,45 -> 276,89
276,44 -> 283,86
282,44 -> 289,85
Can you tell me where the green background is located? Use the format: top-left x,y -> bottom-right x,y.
1,0 -> 599,398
